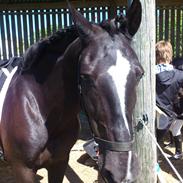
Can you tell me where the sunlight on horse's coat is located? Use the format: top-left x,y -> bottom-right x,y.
0,67 -> 18,119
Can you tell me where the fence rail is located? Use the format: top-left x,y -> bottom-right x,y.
0,7 -> 110,60
0,5 -> 182,60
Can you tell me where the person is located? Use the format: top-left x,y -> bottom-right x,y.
156,40 -> 183,160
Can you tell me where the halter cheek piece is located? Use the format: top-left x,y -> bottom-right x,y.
79,75 -> 134,152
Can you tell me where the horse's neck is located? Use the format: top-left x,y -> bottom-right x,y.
42,50 -> 80,105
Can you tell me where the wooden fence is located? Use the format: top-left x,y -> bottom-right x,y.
0,5 -> 182,60
156,6 -> 183,57
0,7 -> 111,60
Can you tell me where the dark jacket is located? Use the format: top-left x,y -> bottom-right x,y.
156,69 -> 183,121
172,57 -> 183,70
172,57 -> 183,116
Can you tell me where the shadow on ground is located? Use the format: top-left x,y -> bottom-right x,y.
158,133 -> 183,182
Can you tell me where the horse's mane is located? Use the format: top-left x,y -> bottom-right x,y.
19,26 -> 78,83
17,20 -> 123,84
19,19 -> 123,73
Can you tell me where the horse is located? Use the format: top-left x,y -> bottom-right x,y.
0,0 -> 143,182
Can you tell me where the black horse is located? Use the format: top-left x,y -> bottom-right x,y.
0,0 -> 143,182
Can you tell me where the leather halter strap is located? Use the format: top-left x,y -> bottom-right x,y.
94,136 -> 134,152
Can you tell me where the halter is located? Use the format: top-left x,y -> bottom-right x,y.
79,75 -> 134,152
94,137 -> 134,152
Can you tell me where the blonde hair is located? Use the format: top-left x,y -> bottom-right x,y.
156,40 -> 173,64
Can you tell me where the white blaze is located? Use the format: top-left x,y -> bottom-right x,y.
107,50 -> 131,134
0,66 -> 18,120
125,151 -> 133,181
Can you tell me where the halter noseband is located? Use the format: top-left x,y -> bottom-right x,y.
79,75 -> 134,152
94,136 -> 134,152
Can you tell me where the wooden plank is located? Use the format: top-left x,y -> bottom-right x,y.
17,11 -> 23,55
10,11 -> 18,56
102,7 -> 107,20
63,8 -> 67,28
156,0 -> 183,7
164,8 -> 169,40
102,7 -> 106,20
28,10 -> 34,45
68,8 -> 73,26
0,12 -> 7,60
46,9 -> 51,36
52,9 -> 57,33
91,7 -> 95,22
22,10 -> 29,49
159,8 -> 164,41
170,8 -> 175,56
93,7 -> 98,23
156,8 -> 159,42
40,9 -> 46,38
176,8 -> 181,57
96,7 -> 100,23
57,8 -> 62,29
5,10 -> 12,58
85,7 -> 90,22
66,8 -> 70,26
34,9 -> 40,42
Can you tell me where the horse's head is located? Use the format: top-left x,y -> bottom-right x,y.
69,0 -> 144,182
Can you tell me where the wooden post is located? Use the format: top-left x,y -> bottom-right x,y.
132,0 -> 157,182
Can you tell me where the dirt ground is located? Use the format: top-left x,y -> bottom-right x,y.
0,118 -> 183,183
0,139 -> 101,183
157,137 -> 183,183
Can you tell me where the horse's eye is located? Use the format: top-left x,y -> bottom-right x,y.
135,65 -> 144,82
136,73 -> 144,81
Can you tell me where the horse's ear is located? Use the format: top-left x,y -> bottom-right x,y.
126,0 -> 142,36
67,0 -> 96,43
116,0 -> 142,37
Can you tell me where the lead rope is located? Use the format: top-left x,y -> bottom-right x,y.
138,116 -> 183,183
